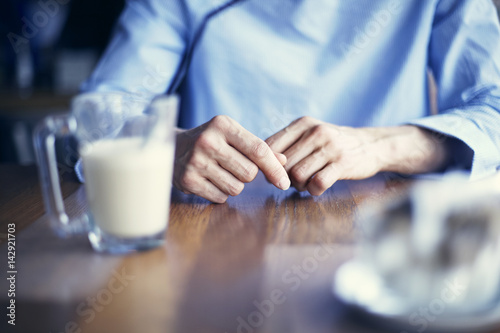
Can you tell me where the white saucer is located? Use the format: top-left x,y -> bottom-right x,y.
333,260 -> 500,332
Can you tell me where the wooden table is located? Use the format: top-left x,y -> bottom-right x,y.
0,165 -> 498,333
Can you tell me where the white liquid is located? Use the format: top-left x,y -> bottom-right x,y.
81,137 -> 174,238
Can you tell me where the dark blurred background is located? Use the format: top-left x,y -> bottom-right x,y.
0,0 -> 125,165
0,0 -> 499,166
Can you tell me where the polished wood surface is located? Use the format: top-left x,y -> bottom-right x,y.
0,165 -> 498,333
0,164 -> 80,242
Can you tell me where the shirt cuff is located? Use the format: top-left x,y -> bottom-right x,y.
75,159 -> 85,183
407,113 -> 500,180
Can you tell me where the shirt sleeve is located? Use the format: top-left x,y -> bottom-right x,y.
407,0 -> 500,180
81,0 -> 189,100
76,0 -> 189,182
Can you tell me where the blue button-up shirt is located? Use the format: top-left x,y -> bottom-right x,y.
82,0 -> 500,179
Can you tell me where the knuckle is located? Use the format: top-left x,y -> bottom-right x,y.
250,140 -> 270,159
315,147 -> 332,162
213,194 -> 229,204
228,181 -> 245,196
242,164 -> 259,182
297,116 -> 313,125
316,147 -> 327,157
291,180 -> 307,192
311,124 -> 329,137
312,174 -> 329,192
190,155 -> 209,171
179,172 -> 198,191
227,122 -> 242,138
210,115 -> 231,130
195,132 -> 215,151
290,165 -> 308,183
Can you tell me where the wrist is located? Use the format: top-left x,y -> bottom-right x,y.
375,126 -> 449,174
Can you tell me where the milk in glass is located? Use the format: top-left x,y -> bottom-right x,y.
81,137 -> 173,238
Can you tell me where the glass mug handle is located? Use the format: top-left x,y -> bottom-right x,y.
33,114 -> 88,237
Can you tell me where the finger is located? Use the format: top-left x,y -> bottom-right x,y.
216,144 -> 260,183
263,153 -> 287,184
289,150 -> 329,191
282,133 -> 319,172
180,173 -> 229,203
221,121 -> 290,190
200,180 -> 230,203
265,117 -> 314,153
306,163 -> 341,196
274,152 -> 287,166
204,163 -> 246,197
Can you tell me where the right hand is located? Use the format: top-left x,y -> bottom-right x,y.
174,115 -> 290,203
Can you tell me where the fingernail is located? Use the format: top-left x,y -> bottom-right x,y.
278,176 -> 290,190
279,153 -> 287,165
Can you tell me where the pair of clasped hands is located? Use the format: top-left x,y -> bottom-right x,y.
174,115 -> 447,203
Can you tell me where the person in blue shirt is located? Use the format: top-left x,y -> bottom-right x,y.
82,0 -> 500,203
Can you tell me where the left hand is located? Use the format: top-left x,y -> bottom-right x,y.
265,116 -> 448,196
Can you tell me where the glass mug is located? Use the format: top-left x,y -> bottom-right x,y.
357,176 -> 500,312
34,92 -> 178,254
